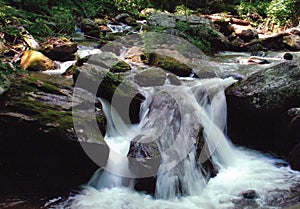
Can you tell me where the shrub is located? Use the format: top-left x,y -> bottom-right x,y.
266,0 -> 295,26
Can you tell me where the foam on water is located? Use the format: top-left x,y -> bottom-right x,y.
58,77 -> 300,209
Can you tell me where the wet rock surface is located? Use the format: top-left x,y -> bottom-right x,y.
0,73 -> 109,206
226,61 -> 300,167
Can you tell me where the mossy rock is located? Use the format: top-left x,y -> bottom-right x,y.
143,52 -> 192,77
20,50 -> 55,71
73,63 -> 144,124
110,61 -> 131,73
0,73 -> 106,140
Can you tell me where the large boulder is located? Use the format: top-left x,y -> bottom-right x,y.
73,58 -> 144,124
143,52 -> 192,77
0,73 -> 109,201
226,61 -> 300,164
127,89 -> 214,195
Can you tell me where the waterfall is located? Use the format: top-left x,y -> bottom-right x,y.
61,75 -> 300,209
88,77 -> 237,198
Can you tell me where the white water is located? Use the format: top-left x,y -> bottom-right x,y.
58,76 -> 300,209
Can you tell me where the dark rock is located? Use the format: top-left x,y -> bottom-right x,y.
0,73 -> 109,200
221,72 -> 244,81
239,190 -> 259,199
40,38 -> 78,61
283,53 -> 293,60
214,20 -> 233,37
286,108 -> 300,170
231,37 -> 245,48
289,143 -> 300,171
238,29 -> 258,42
226,61 -> 300,158
127,135 -> 161,195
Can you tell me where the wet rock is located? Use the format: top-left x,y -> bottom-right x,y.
289,143 -> 300,171
286,108 -> 300,170
283,53 -> 293,60
226,61 -> 300,159
127,90 -> 214,195
40,38 -> 78,61
143,52 -> 192,77
239,190 -> 258,199
221,72 -> 244,81
73,62 -> 144,124
231,37 -> 245,48
20,50 -> 55,71
0,73 -> 109,199
134,67 -> 167,87
128,135 -> 161,195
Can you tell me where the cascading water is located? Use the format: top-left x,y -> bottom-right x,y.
59,74 -> 300,209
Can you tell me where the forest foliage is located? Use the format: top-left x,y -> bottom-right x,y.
0,0 -> 299,38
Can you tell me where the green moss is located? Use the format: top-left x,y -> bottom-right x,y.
144,52 -> 192,77
22,76 -> 62,95
110,61 -> 131,73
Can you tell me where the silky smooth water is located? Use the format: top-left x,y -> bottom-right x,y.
57,76 -> 300,209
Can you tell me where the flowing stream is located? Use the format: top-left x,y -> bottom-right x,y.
56,56 -> 300,208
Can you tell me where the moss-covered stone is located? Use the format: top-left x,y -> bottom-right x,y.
143,52 -> 192,77
73,63 -> 144,123
0,73 -> 106,140
110,61 -> 131,73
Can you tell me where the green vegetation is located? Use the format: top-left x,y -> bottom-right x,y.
175,21 -> 212,53
1,0 -> 298,39
236,0 -> 299,29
